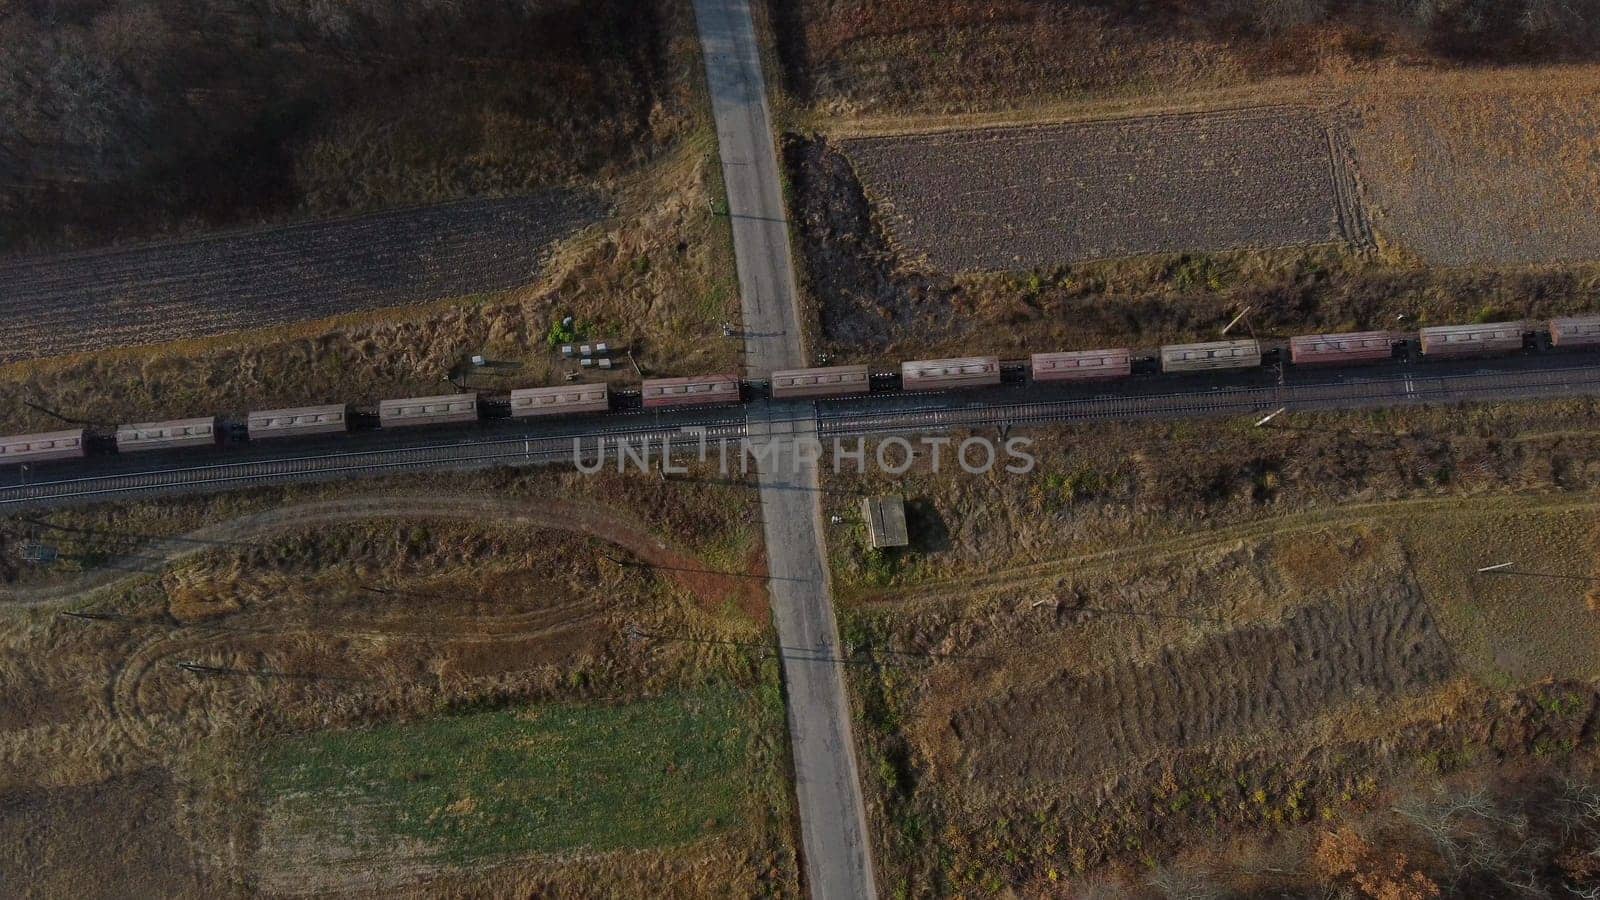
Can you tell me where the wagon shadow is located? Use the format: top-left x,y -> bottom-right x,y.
905,498 -> 951,553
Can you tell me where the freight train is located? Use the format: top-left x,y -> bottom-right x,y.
5,316 -> 1600,467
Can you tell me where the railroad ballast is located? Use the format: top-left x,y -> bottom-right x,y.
5,315 -> 1599,468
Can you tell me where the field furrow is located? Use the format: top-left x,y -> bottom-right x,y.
840,107 -> 1354,271
0,192 -> 605,363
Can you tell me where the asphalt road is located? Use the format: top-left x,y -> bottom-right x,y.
693,0 -> 806,378
692,0 -> 881,896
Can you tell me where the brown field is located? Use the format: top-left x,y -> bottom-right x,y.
0,0 -> 694,254
820,399 -> 1600,894
849,506 -> 1600,894
0,192 -> 603,364
768,0 -> 1600,117
950,579 -> 1452,787
839,106 -> 1360,271
0,0 -> 740,434
1350,69 -> 1600,265
0,466 -> 795,895
0,769 -> 206,898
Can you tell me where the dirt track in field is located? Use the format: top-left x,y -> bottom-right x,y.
840,106 -> 1362,271
949,584 -> 1453,785
0,192 -> 603,363
1,494 -> 765,617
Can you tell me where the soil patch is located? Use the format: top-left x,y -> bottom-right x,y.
0,768 -> 205,898
841,107 -> 1357,271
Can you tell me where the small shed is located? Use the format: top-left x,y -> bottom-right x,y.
861,495 -> 908,549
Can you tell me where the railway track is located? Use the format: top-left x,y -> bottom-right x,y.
0,419 -> 746,511
6,364 -> 1600,512
817,364 -> 1600,436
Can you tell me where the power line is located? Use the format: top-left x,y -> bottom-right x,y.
23,400 -> 116,428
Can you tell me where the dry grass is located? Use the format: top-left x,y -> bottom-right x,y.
1398,505 -> 1600,684
1,460 -> 760,590
371,831 -> 795,900
786,128 -> 1600,358
0,769 -> 208,899
0,134 -> 741,436
1350,67 -> 1600,264
820,399 -> 1600,892
768,0 -> 1600,118
823,398 -> 1600,594
0,465 -> 790,895
771,0 -> 1260,116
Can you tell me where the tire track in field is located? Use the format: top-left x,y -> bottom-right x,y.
2,493 -> 759,612
950,585 -> 1453,785
106,600 -> 613,756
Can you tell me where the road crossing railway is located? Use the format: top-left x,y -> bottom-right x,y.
6,360 -> 1600,512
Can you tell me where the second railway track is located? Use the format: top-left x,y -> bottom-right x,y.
817,364 -> 1600,435
7,362 -> 1600,512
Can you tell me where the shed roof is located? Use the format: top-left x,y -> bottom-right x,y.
862,495 -> 908,549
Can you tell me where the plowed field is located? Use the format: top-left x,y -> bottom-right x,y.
840,107 -> 1363,271
0,192 -> 603,363
951,585 -> 1452,785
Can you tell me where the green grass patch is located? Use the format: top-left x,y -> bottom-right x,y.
260,687 -> 759,863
